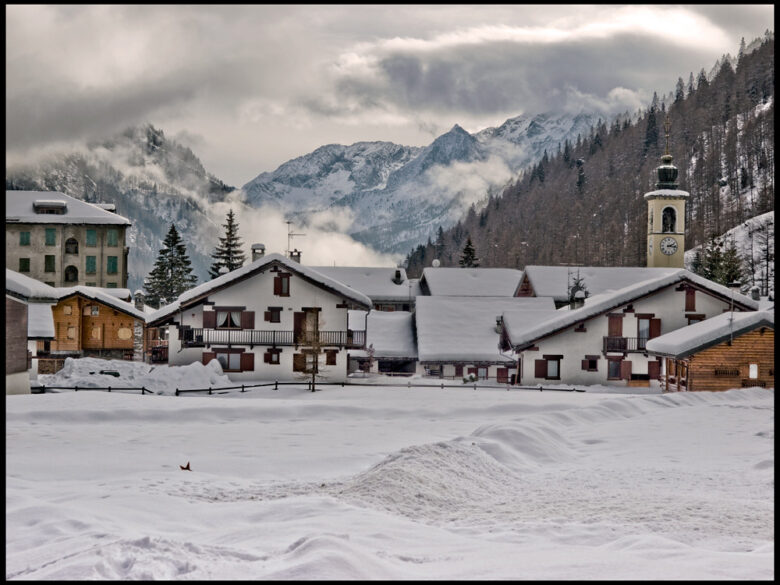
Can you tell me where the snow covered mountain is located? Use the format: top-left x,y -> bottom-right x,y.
243,112 -> 597,254
6,125 -> 235,292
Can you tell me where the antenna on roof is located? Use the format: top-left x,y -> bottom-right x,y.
286,221 -> 306,259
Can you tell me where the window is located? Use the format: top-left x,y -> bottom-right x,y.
608,358 -> 622,380
326,350 -> 337,366
106,282 -> 117,288
86,229 -> 97,247
84,305 -> 99,316
749,364 -> 759,379
19,258 -> 30,273
264,349 -> 281,365
661,207 -> 676,233
45,228 -> 56,246
107,256 -> 118,274
45,282 -> 55,287
477,366 -> 488,380
63,305 -> 72,315
19,231 -> 30,246
535,355 -> 561,380
687,314 -> 705,325
216,351 -> 241,371
64,266 -> 78,283
107,229 -> 118,247
44,255 -> 56,272
265,307 -> 282,323
86,282 -> 96,287
274,273 -> 290,296
582,355 -> 599,372
455,364 -> 464,377
65,238 -> 78,254
637,317 -> 650,349
86,256 -> 97,274
685,287 -> 696,312
216,310 -> 241,329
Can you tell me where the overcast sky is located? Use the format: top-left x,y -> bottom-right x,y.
6,4 -> 774,187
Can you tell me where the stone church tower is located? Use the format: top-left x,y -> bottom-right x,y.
644,117 -> 688,268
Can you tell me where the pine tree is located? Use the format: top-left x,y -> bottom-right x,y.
143,223 -> 198,308
716,239 -> 745,286
459,237 -> 480,267
209,208 -> 246,279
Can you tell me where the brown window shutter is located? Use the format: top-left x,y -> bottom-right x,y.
648,360 -> 661,380
534,359 -> 546,378
241,311 -> 255,329
293,353 -> 306,372
621,360 -> 632,380
326,350 -> 337,365
240,352 -> 254,372
497,367 -> 508,383
264,311 -> 272,322
202,352 -> 216,365
582,359 -> 589,371
455,365 -> 463,377
685,288 -> 695,311
264,351 -> 271,363
468,367 -> 477,376
649,318 -> 661,339
273,276 -> 281,295
203,311 -> 216,328
608,315 -> 623,337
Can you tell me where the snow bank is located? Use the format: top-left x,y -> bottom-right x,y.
36,357 -> 235,395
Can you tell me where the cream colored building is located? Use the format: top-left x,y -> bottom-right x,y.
6,191 -> 131,289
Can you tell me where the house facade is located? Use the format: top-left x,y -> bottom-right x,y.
502,270 -> 759,387
6,191 -> 131,289
646,309 -> 774,392
146,253 -> 372,382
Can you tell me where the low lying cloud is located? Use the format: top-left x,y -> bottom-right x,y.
425,155 -> 514,211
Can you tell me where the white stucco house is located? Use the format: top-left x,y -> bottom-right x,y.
501,268 -> 759,387
146,253 -> 372,382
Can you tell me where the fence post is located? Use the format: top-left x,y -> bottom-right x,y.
108,386 -> 111,393
441,382 -> 444,389
473,384 -> 477,390
142,386 -> 146,395
75,385 -> 78,392
241,384 -> 245,393
209,386 -> 212,395
274,380 -> 278,391
175,388 -> 179,396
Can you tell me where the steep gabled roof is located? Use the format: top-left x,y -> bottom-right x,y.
148,253 -> 372,325
5,190 -> 131,225
507,269 -> 759,350
420,267 -> 524,297
646,309 -> 774,359
54,286 -> 147,321
6,269 -> 59,301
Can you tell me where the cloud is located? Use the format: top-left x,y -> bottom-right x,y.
425,156 -> 514,211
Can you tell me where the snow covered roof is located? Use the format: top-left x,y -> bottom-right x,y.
507,269 -> 759,350
415,296 -> 553,363
6,269 -> 59,300
359,311 -> 418,358
643,188 -> 690,200
310,266 -> 420,302
420,267 -> 524,297
27,302 -> 56,339
646,309 -> 774,358
522,265 -> 682,302
55,286 -> 147,321
148,253 -> 372,324
6,191 -> 131,225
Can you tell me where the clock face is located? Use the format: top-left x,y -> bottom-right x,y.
660,237 -> 678,255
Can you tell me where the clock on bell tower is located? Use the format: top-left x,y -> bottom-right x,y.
644,116 -> 688,268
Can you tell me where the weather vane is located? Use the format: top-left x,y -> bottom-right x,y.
664,114 -> 671,156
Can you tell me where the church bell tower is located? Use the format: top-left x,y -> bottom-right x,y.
644,116 -> 688,268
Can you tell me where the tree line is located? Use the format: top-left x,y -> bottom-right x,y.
405,34 -> 774,290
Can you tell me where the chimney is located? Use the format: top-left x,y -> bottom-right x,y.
392,268 -> 404,285
570,290 -> 586,310
289,248 -> 302,263
251,243 -> 266,262
494,316 -> 503,334
750,286 -> 760,301
134,290 -> 145,311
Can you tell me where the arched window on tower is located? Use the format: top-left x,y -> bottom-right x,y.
662,207 -> 676,233
65,238 -> 79,254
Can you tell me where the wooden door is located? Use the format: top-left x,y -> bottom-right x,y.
294,312 -> 305,344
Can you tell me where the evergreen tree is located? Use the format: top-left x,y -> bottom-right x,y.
643,105 -> 659,155
209,208 -> 247,279
143,223 -> 198,308
717,239 -> 745,286
459,237 -> 480,267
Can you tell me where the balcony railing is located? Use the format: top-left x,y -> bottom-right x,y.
181,328 -> 365,349
603,336 -> 648,353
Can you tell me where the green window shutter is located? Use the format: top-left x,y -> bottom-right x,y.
107,256 -> 118,274
44,255 -> 55,272
106,282 -> 117,288
86,256 -> 97,274
19,232 -> 30,246
45,228 -> 56,246
86,229 -> 97,247
19,258 -> 30,272
107,229 -> 118,247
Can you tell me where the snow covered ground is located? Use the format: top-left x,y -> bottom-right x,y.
7,360 -> 774,580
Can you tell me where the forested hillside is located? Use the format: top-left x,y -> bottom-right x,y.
406,34 -> 774,276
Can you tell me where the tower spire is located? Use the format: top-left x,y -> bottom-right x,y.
655,115 -> 678,189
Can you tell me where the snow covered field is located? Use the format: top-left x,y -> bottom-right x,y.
6,361 -> 774,580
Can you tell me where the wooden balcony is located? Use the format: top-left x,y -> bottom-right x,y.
181,328 -> 365,349
603,336 -> 648,353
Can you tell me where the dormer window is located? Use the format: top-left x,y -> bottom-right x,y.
33,200 -> 67,215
